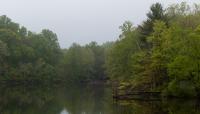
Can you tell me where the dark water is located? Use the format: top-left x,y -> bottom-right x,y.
0,84 -> 199,114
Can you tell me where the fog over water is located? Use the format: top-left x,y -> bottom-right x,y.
0,0 -> 198,48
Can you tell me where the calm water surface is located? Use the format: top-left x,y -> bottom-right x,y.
0,84 -> 199,114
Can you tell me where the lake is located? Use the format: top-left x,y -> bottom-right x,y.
0,84 -> 199,114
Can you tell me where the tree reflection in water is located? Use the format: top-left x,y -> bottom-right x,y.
0,84 -> 199,114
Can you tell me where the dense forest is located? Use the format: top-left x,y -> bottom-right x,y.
0,16 -> 62,82
106,2 -> 200,98
0,15 -> 110,83
1,2 -> 200,98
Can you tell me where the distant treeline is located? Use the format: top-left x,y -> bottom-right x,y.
58,42 -> 112,83
0,15 -> 111,83
1,2 -> 200,97
0,16 -> 62,82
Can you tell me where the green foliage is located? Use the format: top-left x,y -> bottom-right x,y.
0,15 -> 109,83
1,2 -> 200,98
0,15 -> 19,32
165,80 -> 197,98
0,15 -> 61,82
106,2 -> 200,97
60,43 -> 94,82
105,21 -> 139,83
59,42 -> 108,83
138,3 -> 168,49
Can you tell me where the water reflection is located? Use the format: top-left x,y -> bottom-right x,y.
0,84 -> 199,114
60,109 -> 69,114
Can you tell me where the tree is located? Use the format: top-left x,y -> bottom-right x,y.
147,21 -> 168,88
105,21 -> 139,83
138,3 -> 167,49
86,42 -> 106,80
60,43 -> 95,82
0,15 -> 20,32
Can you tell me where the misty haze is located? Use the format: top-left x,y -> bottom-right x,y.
0,0 -> 200,114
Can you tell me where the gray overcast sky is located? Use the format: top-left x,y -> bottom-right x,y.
0,0 -> 199,48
